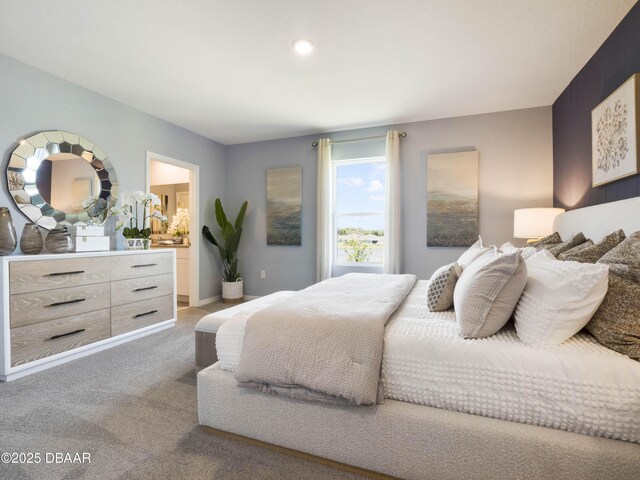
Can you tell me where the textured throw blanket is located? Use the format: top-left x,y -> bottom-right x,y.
234,273 -> 416,405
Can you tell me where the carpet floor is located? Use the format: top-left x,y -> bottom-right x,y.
0,304 -> 364,480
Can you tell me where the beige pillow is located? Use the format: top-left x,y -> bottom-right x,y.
457,236 -> 490,270
426,262 -> 461,311
454,249 -> 527,339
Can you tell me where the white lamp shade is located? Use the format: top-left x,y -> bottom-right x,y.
513,208 -> 565,239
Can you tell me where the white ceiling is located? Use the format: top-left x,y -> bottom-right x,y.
0,0 -> 635,145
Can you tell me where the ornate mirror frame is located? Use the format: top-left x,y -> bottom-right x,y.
6,131 -> 118,229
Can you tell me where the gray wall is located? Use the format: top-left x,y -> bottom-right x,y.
0,54 -> 226,302
226,106 -> 553,296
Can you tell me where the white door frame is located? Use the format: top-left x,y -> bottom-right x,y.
146,151 -> 200,307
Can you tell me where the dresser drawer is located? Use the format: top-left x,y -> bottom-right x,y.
111,274 -> 174,307
10,282 -> 110,328
111,295 -> 173,336
9,257 -> 110,295
110,253 -> 173,281
11,308 -> 111,367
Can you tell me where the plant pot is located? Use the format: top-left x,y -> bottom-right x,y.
222,278 -> 243,304
124,238 -> 151,250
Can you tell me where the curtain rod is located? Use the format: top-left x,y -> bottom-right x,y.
311,132 -> 407,148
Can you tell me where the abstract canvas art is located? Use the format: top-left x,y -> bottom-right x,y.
592,73 -> 639,187
427,151 -> 479,247
267,166 -> 302,246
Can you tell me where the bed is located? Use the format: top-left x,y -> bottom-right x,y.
197,196 -> 640,480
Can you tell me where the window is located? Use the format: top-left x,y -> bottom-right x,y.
333,157 -> 386,265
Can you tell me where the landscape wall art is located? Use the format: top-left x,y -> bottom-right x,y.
267,166 -> 302,246
426,151 -> 479,247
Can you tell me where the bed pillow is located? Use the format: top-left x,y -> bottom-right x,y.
556,239 -> 593,258
456,236 -> 490,270
559,229 -> 625,263
514,250 -> 609,345
586,275 -> 640,360
499,241 -> 537,259
529,232 -> 561,249
426,262 -> 461,311
585,232 -> 640,360
545,232 -> 587,257
454,249 -> 527,338
597,231 -> 640,282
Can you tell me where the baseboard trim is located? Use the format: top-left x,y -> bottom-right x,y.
195,296 -> 220,307
200,426 -> 398,480
242,295 -> 261,300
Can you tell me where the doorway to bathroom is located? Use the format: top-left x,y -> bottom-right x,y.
146,152 -> 200,309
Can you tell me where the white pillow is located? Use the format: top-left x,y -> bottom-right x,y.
457,236 -> 490,270
500,241 -> 537,259
426,262 -> 461,311
454,249 -> 527,338
514,250 -> 609,345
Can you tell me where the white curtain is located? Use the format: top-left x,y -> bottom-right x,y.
316,138 -> 332,282
384,130 -> 401,274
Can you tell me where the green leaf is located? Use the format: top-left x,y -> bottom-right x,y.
214,198 -> 228,229
234,201 -> 248,232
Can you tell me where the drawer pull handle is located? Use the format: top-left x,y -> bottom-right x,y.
45,270 -> 85,277
47,298 -> 86,308
49,329 -> 85,340
133,286 -> 158,292
133,309 -> 158,319
132,263 -> 157,268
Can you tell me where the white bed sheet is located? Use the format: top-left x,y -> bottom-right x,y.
384,281 -> 640,442
215,283 -> 640,442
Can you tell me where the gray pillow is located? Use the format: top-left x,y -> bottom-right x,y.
559,229 -> 626,263
586,275 -> 640,361
426,262 -> 461,311
454,249 -> 527,339
546,232 -> 587,257
557,239 -> 593,258
597,231 -> 640,283
586,232 -> 640,360
529,232 -> 561,249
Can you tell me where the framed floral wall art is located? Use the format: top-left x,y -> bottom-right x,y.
592,73 -> 640,187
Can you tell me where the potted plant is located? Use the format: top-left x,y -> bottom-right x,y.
202,198 -> 248,303
114,191 -> 166,250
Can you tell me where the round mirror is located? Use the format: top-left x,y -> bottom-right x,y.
7,131 -> 118,229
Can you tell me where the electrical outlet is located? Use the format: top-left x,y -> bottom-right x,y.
260,270 -> 266,279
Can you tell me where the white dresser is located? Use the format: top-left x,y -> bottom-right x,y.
1,249 -> 176,381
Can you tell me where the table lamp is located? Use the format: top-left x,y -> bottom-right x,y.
513,208 -> 565,243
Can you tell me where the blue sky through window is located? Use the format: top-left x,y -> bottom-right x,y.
336,161 -> 386,230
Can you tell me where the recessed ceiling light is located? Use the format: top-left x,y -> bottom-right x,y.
293,39 -> 314,56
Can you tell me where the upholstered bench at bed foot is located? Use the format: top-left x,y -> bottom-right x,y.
194,291 -> 296,372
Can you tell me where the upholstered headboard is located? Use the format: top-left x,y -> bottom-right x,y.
554,196 -> 640,242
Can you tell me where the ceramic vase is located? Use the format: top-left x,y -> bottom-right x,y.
45,225 -> 74,254
124,238 -> 151,250
0,207 -> 17,256
20,223 -> 44,254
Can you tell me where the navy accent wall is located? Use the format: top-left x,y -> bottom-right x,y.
553,3 -> 640,210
